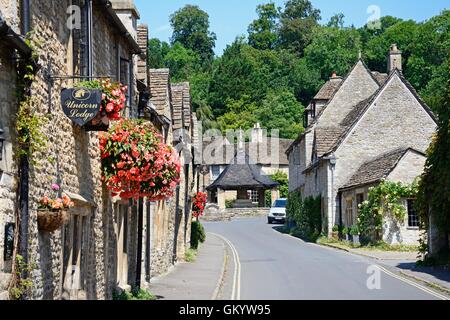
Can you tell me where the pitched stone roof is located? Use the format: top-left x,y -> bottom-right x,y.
171,84 -> 185,131
315,127 -> 345,157
313,77 -> 343,100
371,71 -> 388,85
149,69 -> 171,119
340,148 -> 424,190
182,82 -> 191,129
320,69 -> 437,157
206,149 -> 279,191
201,138 -> 293,166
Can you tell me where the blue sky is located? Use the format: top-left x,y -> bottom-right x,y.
134,0 -> 448,55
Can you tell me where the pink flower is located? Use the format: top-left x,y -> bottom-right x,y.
52,184 -> 60,191
106,103 -> 114,113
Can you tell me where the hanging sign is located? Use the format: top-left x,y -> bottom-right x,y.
61,88 -> 102,126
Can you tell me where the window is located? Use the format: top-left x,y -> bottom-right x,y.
346,199 -> 354,226
211,166 -> 221,181
250,190 -> 259,203
407,199 -> 420,228
120,58 -> 131,114
273,199 -> 287,208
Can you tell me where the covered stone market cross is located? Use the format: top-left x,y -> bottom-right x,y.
206,148 -> 280,209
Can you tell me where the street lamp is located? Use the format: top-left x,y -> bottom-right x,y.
0,127 -> 5,161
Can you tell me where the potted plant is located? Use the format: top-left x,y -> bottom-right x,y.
332,225 -> 339,239
350,225 -> 360,245
37,191 -> 74,233
342,226 -> 350,241
100,119 -> 181,200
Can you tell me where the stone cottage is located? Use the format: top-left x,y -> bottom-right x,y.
287,45 -> 437,245
0,0 -> 196,300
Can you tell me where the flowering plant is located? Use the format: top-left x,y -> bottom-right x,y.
38,195 -> 75,211
76,79 -> 127,121
192,192 -> 207,218
100,119 -> 181,200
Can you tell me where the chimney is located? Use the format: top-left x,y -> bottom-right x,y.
136,24 -> 148,84
252,123 -> 263,143
110,0 -> 140,40
387,44 -> 402,72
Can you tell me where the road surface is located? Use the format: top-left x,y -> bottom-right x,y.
204,217 -> 446,300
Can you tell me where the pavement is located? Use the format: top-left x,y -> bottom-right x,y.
148,233 -> 232,300
204,217 -> 449,300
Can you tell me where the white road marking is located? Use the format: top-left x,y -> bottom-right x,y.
273,227 -> 449,300
376,264 -> 448,300
208,232 -> 241,300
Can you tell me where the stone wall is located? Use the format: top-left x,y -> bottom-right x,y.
0,44 -> 18,300
0,0 -> 140,300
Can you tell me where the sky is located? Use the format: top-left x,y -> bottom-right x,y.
134,0 -> 449,55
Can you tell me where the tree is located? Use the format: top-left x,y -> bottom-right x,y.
256,89 -> 304,139
148,38 -> 170,68
278,0 -> 321,55
271,171 -> 289,198
417,62 -> 450,258
163,42 -> 200,82
304,26 -> 362,80
363,20 -> 418,73
170,5 -> 217,63
327,13 -> 345,28
217,97 -> 259,132
248,3 -> 280,50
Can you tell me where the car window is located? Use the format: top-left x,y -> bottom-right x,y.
273,200 -> 287,208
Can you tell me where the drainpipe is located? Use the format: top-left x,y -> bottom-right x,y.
18,0 -> 31,289
20,0 -> 31,35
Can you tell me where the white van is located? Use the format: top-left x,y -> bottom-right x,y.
268,198 -> 287,224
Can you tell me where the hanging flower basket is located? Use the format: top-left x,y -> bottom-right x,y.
37,210 -> 69,233
37,195 -> 74,233
192,192 -> 207,218
75,79 -> 128,131
100,119 -> 181,200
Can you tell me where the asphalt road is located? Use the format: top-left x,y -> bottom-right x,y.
204,217 -> 443,300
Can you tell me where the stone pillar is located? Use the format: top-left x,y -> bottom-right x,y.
271,188 -> 279,204
217,188 -> 226,210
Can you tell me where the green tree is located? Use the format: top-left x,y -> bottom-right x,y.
278,0 -> 321,55
304,26 -> 362,79
163,42 -> 200,82
170,5 -> 217,63
217,97 -> 258,132
248,3 -> 280,50
271,171 -> 289,198
327,13 -> 345,28
256,89 -> 304,139
417,62 -> 450,257
148,38 -> 170,68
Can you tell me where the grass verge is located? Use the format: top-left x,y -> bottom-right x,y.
185,248 -> 198,262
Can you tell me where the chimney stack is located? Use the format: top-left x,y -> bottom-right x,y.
252,123 -> 263,143
388,44 -> 402,72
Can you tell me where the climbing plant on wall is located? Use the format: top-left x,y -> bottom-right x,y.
358,180 -> 419,242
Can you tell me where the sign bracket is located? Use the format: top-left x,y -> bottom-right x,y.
43,54 -> 115,114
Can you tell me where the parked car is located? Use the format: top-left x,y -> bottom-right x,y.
268,198 -> 287,224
